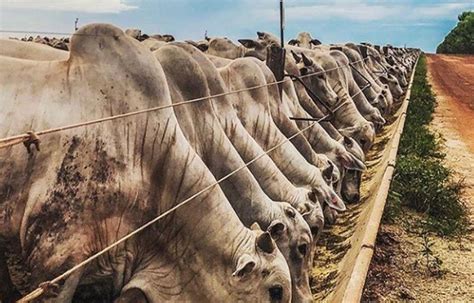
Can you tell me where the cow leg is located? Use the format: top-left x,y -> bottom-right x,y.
0,247 -> 21,303
115,288 -> 148,303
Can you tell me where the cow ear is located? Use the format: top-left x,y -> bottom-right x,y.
325,190 -> 347,212
338,152 -> 366,171
256,232 -> 276,254
197,44 -> 209,52
343,136 -> 353,148
339,126 -> 357,137
238,39 -> 262,49
374,113 -> 386,125
233,254 -> 256,278
288,39 -> 299,46
379,75 -> 389,84
267,220 -> 286,239
300,67 -> 309,75
368,121 -> 375,132
307,190 -> 317,203
291,50 -> 302,63
163,34 -> 175,42
310,39 -> 321,46
250,222 -> 262,231
322,163 -> 334,183
301,53 -> 313,66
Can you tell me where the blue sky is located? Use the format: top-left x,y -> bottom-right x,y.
1,0 -> 473,52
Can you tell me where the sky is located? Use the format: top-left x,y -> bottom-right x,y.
0,0 -> 473,52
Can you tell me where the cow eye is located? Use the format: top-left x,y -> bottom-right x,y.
285,208 -> 296,218
269,285 -> 283,301
298,244 -> 308,257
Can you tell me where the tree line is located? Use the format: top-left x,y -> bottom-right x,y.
437,11 -> 473,54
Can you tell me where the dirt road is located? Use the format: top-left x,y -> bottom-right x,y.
427,54 -> 474,222
426,54 -> 474,152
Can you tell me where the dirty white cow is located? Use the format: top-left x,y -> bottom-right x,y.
0,24 -> 291,303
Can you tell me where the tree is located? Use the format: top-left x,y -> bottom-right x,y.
436,11 -> 474,54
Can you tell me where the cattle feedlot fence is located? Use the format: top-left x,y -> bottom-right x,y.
3,54 -> 378,302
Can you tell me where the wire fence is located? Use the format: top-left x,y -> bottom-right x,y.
0,57 -> 369,150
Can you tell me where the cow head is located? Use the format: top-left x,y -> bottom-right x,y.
371,91 -> 390,115
185,39 -> 210,52
268,203 -> 313,303
337,138 -> 366,204
317,156 -> 340,186
288,32 -> 321,49
150,34 -> 175,42
380,74 -> 403,100
291,51 -> 338,105
339,121 -> 375,153
311,179 -> 347,215
199,37 -> 247,59
367,107 -> 386,130
289,188 -> 325,242
341,165 -> 363,204
325,140 -> 366,204
340,135 -> 365,162
388,65 -> 408,87
238,38 -> 267,60
256,31 -> 281,46
125,28 -> 142,40
231,225 -> 291,302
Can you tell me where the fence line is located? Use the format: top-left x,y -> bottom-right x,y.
0,58 -> 369,150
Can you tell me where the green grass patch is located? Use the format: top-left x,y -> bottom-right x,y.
383,55 -> 468,236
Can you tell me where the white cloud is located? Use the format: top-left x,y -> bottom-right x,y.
255,1 -> 473,22
0,0 -> 138,13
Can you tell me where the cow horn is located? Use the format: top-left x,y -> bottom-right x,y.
301,53 -> 313,66
250,222 -> 262,231
291,50 -> 302,63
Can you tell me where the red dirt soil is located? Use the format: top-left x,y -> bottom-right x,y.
426,54 -> 474,153
362,55 -> 474,302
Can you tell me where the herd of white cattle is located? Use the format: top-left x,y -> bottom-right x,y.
0,24 -> 419,303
